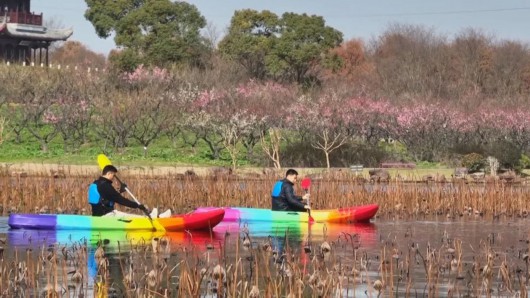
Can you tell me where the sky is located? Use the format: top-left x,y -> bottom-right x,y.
32,0 -> 530,55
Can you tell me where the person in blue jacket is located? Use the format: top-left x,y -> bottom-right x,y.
271,169 -> 311,212
88,165 -> 148,216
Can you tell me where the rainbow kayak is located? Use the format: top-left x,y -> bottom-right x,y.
8,208 -> 225,231
194,204 -> 378,223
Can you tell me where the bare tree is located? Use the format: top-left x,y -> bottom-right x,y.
260,128 -> 283,169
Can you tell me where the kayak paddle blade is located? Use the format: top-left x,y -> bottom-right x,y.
97,154 -> 113,171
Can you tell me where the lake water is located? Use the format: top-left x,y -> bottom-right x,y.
1,216 -> 529,297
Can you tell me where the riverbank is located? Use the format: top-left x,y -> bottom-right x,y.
0,161 -> 460,179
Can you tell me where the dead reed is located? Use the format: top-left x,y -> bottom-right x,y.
0,169 -> 529,219
2,223 -> 529,297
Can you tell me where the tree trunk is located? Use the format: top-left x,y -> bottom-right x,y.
325,151 -> 330,168
14,130 -> 22,144
40,141 -> 48,152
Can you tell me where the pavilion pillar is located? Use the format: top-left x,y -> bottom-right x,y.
45,46 -> 48,66
39,47 -> 42,65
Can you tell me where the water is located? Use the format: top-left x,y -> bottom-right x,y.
1,217 -> 529,297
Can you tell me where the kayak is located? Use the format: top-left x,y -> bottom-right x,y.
194,204 -> 378,223
8,208 -> 225,231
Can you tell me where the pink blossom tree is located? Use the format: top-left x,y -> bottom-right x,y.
235,80 -> 298,164
390,103 -> 458,161
55,97 -> 93,152
290,93 -> 349,168
343,98 -> 396,145
93,91 -> 135,150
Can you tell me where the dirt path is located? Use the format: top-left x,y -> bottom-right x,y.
0,162 -> 246,177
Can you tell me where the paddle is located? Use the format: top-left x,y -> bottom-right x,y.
301,177 -> 314,223
97,154 -> 155,228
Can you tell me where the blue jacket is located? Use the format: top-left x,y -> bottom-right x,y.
271,179 -> 306,212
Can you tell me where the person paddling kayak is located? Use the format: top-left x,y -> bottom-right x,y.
271,169 -> 311,212
88,165 -> 149,216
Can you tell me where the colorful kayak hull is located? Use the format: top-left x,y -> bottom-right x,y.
195,204 -> 378,223
8,208 -> 225,232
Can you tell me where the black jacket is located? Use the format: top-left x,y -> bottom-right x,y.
271,178 -> 306,212
90,177 -> 140,216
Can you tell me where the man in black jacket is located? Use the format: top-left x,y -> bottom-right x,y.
88,165 -> 149,216
271,169 -> 311,212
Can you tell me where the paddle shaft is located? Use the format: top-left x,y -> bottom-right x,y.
114,175 -> 153,220
300,177 -> 314,223
305,189 -> 311,208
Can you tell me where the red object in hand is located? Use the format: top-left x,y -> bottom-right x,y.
301,177 -> 311,191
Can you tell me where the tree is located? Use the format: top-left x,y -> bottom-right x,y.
234,80 -> 298,167
124,68 -> 175,156
322,39 -> 374,84
13,70 -> 66,152
0,117 -> 7,146
85,0 -> 208,69
218,9 -> 280,79
219,111 -> 259,170
267,13 -> 343,84
50,41 -> 106,69
93,91 -> 135,150
390,103 -> 458,162
220,10 -> 343,84
371,23 -> 450,99
290,93 -> 349,168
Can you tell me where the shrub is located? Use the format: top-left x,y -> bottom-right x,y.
461,153 -> 485,173
519,154 -> 530,169
483,141 -> 522,171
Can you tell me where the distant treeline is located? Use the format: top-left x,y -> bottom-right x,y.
0,58 -> 529,169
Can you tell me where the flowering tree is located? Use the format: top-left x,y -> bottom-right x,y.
20,73 -> 66,152
183,89 -> 227,159
55,97 -> 93,152
93,91 -> 135,150
389,103 -> 457,161
494,110 -> 530,152
25,101 -> 60,152
343,98 -> 396,145
290,93 -> 349,168
126,72 -> 175,156
219,111 -> 261,170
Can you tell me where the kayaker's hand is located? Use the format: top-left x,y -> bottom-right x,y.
304,205 -> 311,210
119,183 -> 128,193
138,204 -> 149,214
302,193 -> 310,200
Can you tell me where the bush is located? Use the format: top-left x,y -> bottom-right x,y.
483,141 -> 522,171
461,153 -> 485,173
519,154 -> 530,169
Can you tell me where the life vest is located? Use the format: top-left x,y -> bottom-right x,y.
88,182 -> 114,207
271,180 -> 283,197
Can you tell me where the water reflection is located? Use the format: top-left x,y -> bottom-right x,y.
3,218 -> 530,297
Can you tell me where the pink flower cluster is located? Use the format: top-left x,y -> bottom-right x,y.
122,65 -> 169,84
42,110 -> 60,124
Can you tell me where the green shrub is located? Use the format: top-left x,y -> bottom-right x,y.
519,154 -> 530,169
461,153 -> 485,173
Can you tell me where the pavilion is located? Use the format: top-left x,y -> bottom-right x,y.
0,0 -> 72,65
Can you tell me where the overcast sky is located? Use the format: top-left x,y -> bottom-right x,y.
32,0 -> 530,55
